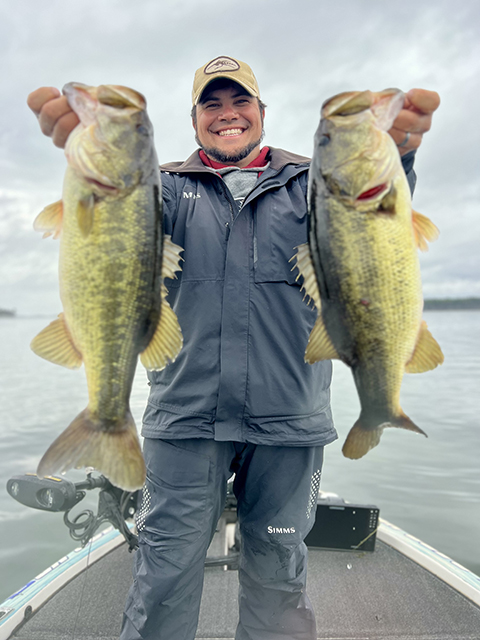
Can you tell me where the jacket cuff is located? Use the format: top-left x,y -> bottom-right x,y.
401,149 -> 417,196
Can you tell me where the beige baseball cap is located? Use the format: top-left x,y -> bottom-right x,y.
192,56 -> 260,106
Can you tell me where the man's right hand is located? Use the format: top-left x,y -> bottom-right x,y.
27,87 -> 80,148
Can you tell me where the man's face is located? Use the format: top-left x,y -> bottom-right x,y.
193,84 -> 264,167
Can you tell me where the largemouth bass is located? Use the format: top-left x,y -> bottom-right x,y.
292,88 -> 443,459
31,83 -> 184,489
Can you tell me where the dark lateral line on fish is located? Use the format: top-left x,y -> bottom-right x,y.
357,183 -> 388,200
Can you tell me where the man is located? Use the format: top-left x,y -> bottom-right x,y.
28,56 -> 440,640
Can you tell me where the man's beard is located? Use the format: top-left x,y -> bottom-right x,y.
196,129 -> 265,164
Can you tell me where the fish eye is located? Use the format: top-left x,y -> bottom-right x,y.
318,134 -> 330,146
136,124 -> 149,135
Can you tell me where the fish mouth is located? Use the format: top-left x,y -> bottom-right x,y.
63,83 -> 97,127
370,89 -> 405,131
63,82 -> 146,125
63,82 -> 92,98
322,88 -> 405,132
322,90 -> 374,118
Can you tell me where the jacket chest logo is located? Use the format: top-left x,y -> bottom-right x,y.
183,191 -> 201,199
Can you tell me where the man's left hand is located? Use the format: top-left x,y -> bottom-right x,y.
389,89 -> 440,156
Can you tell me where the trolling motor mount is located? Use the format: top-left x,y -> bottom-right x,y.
7,473 -> 139,550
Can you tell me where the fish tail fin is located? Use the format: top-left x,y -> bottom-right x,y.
342,411 -> 427,459
37,408 -> 145,490
342,421 -> 384,459
393,411 -> 428,437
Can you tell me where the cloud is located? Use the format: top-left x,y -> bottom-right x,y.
1,0 -> 479,313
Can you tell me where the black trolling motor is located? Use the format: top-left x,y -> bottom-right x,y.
6,472 -> 241,568
6,472 -> 140,551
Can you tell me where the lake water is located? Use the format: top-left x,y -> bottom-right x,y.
0,311 -> 479,604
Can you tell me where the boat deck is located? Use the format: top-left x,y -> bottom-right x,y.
8,536 -> 480,640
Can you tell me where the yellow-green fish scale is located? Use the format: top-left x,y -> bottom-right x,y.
60,167 -> 160,423
316,173 -> 422,419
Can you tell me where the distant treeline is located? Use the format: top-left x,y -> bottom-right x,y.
424,298 -> 480,310
2,301 -> 479,317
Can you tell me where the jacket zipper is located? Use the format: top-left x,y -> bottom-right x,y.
215,177 -> 236,241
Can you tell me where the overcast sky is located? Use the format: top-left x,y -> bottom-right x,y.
1,0 -> 479,315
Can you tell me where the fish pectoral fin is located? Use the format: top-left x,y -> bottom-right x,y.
405,320 -> 444,373
33,200 -> 64,239
140,293 -> 183,371
412,210 -> 439,252
162,235 -> 184,280
76,194 -> 95,237
305,314 -> 340,364
290,243 -> 321,308
30,313 -> 83,369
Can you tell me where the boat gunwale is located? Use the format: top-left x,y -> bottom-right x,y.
0,525 -> 125,640
378,518 -> 480,606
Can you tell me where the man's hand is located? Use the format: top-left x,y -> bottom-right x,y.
27,87 -> 80,148
389,89 -> 440,156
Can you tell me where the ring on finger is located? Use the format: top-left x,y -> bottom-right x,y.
397,132 -> 411,148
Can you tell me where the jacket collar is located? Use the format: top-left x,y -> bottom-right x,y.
160,147 -> 310,175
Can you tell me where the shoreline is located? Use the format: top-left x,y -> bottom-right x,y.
424,298 -> 480,311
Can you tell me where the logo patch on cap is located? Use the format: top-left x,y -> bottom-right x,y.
204,56 -> 240,75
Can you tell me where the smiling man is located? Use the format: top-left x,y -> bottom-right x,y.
193,78 -> 265,165
27,55 -> 440,640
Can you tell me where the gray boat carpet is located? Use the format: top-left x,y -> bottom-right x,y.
10,540 -> 480,640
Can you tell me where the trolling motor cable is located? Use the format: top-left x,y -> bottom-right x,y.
63,483 -> 139,550
63,479 -> 139,550
7,472 -> 242,564
7,472 -> 139,551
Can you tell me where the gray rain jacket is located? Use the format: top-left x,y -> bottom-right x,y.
142,147 -> 417,447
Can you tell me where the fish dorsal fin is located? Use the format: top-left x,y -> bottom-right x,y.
140,235 -> 184,371
140,289 -> 183,371
290,243 -> 321,308
405,320 -> 444,373
305,314 -> 340,364
162,235 -> 184,281
412,210 -> 439,252
76,194 -> 95,237
33,200 -> 64,239
31,313 -> 83,369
